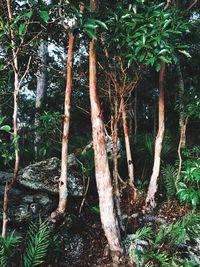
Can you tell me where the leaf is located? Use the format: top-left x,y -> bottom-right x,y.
90,206 -> 100,214
128,54 -> 135,68
39,10 -> 49,23
155,62 -> 161,72
19,22 -> 26,36
0,125 -> 11,132
83,29 -> 97,40
159,56 -> 171,64
178,50 -> 192,58
94,20 -> 108,30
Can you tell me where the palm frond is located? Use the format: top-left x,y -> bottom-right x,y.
23,218 -> 51,267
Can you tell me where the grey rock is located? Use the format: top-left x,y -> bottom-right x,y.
0,186 -> 56,223
81,136 -> 122,159
18,157 -> 84,197
126,237 -> 148,267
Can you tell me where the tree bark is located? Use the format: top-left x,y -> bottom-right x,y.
51,32 -> 74,220
89,31 -> 123,265
34,43 -> 47,160
134,89 -> 138,141
177,60 -> 186,149
145,61 -> 166,210
121,97 -> 135,185
2,0 -> 20,238
112,96 -> 124,232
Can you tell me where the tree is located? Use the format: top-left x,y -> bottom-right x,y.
34,42 -> 48,160
145,61 -> 166,209
2,0 -> 31,238
88,0 -> 124,264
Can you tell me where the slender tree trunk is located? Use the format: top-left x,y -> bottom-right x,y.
112,96 -> 124,232
177,60 -> 186,148
134,89 -> 138,141
34,43 -> 47,160
51,32 -> 74,220
121,97 -> 135,186
145,61 -> 166,210
2,0 -> 20,238
89,35 -> 123,265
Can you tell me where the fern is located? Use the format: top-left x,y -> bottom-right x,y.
162,164 -> 178,200
156,212 -> 200,248
0,231 -> 21,267
129,226 -> 153,241
23,218 -> 51,267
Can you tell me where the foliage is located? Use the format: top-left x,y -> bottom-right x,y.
127,212 -> 200,266
162,164 -> 178,200
133,133 -> 175,180
177,147 -> 200,209
23,218 -> 51,267
106,0 -> 190,71
0,231 -> 21,267
37,111 -> 63,157
0,218 -> 61,267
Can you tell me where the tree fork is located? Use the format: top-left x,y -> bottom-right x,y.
89,0 -> 124,262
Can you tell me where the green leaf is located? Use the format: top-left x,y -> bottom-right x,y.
94,20 -> 108,30
83,29 -> 97,40
159,56 -> 171,64
155,62 -> 161,72
19,22 -> 26,36
39,11 -> 49,23
90,206 -> 100,214
0,125 -> 11,132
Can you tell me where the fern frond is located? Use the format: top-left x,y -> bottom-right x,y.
162,164 -> 178,200
23,218 -> 50,267
130,226 -> 153,241
0,231 -> 21,267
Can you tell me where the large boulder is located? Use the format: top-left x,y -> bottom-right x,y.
0,183 -> 56,223
18,156 -> 84,197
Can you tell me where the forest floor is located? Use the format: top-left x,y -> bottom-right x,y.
60,188 -> 189,267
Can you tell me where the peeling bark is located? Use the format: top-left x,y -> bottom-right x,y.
145,61 -> 166,210
89,17 -> 123,263
51,32 -> 74,220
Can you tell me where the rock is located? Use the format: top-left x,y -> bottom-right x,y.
125,236 -> 148,267
178,239 -> 200,265
18,157 -> 84,197
81,136 -> 122,159
0,185 -> 56,223
0,171 -> 13,184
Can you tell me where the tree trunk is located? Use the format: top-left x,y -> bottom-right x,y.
134,89 -> 138,141
145,61 -> 166,210
51,32 -> 74,220
121,97 -> 135,186
177,60 -> 186,148
89,36 -> 123,264
2,0 -> 20,238
34,43 -> 47,160
112,96 -> 124,232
